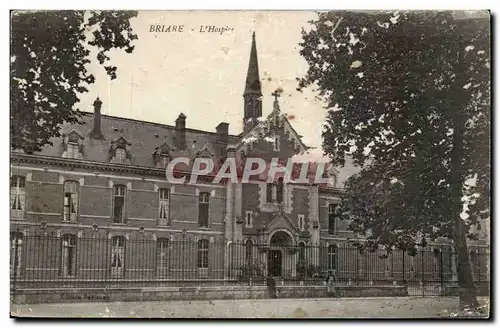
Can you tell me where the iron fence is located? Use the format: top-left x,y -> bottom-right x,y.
10,230 -> 490,296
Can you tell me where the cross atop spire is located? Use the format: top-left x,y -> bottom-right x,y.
244,31 -> 262,96
272,90 -> 281,102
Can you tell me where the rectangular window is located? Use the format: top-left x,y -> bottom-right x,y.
245,211 -> 253,228
115,148 -> 126,162
156,238 -> 170,276
161,155 -> 170,168
113,185 -> 126,223
298,214 -> 305,231
276,178 -> 284,204
245,240 -> 254,263
328,204 -> 337,235
10,175 -> 26,219
266,183 -> 273,203
63,181 -> 79,221
10,232 -> 23,278
328,245 -> 337,270
273,136 -> 280,152
197,239 -> 209,268
298,242 -> 306,262
158,188 -> 170,226
111,236 -> 125,277
67,143 -> 79,159
198,192 -> 210,227
61,234 -> 77,277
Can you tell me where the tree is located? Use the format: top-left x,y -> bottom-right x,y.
299,11 -> 490,309
11,10 -> 138,152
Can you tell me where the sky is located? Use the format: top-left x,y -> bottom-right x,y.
78,11 -> 328,151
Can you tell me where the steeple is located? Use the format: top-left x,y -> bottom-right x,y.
244,32 -> 262,96
243,31 -> 263,135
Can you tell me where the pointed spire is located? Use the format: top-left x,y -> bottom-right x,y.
244,31 -> 262,96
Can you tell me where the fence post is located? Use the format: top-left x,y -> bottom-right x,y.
12,237 -> 19,302
402,250 -> 405,285
440,249 -> 444,295
105,231 -> 109,291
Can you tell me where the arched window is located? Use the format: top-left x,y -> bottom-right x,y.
197,239 -> 209,269
156,238 -> 170,276
61,234 -> 77,277
10,232 -> 23,278
111,236 -> 126,277
245,239 -> 254,263
299,242 -> 306,262
328,245 -> 337,271
10,175 -> 25,218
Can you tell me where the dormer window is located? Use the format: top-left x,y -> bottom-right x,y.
62,130 -> 84,159
66,143 -> 79,159
116,147 -> 126,162
109,137 -> 132,164
194,145 -> 215,160
153,141 -> 172,168
161,154 -> 170,167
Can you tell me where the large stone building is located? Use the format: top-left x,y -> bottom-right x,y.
10,33 -> 488,285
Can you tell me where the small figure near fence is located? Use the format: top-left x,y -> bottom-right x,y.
326,269 -> 337,297
266,275 -> 277,299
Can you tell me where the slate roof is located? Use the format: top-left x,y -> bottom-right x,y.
37,112 -> 241,168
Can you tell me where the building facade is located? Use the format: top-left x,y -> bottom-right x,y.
10,33 -> 489,286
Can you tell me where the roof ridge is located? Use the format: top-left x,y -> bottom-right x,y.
81,111 -> 241,139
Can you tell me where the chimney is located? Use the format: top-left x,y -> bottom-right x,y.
216,122 -> 229,158
89,97 -> 104,140
175,113 -> 186,150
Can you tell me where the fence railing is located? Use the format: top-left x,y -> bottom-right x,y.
10,231 -> 490,294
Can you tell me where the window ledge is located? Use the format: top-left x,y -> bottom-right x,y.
198,227 -> 211,230
61,220 -> 79,224
111,222 -> 126,226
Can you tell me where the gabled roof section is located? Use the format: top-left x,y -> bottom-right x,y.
265,211 -> 299,233
236,107 -> 309,154
155,141 -> 173,155
112,136 -> 132,148
65,129 -> 84,139
194,143 -> 216,158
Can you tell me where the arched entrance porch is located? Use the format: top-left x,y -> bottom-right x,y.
267,230 -> 295,277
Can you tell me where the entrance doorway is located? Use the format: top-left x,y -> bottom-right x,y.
268,230 -> 293,277
268,250 -> 282,276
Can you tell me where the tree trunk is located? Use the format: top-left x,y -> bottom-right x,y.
450,108 -> 478,310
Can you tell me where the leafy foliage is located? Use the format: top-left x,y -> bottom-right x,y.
11,10 -> 138,152
296,261 -> 321,280
238,261 -> 266,282
299,11 -> 489,307
299,10 -> 489,248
